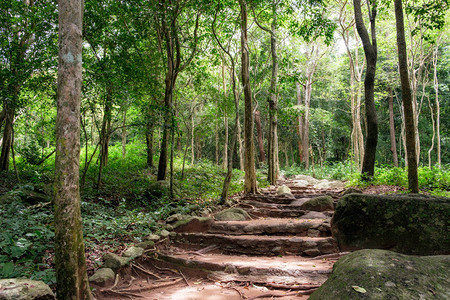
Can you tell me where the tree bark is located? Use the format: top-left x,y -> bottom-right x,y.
394,0 -> 419,192
239,0 -> 257,194
433,44 -> 441,167
146,120 -> 154,168
254,110 -> 265,163
122,109 -> 127,158
388,87 -> 399,167
54,0 -> 92,297
353,0 -> 378,180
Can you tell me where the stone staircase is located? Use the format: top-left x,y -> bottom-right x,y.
151,178 -> 347,297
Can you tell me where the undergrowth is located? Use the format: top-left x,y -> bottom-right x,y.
0,140 -> 267,285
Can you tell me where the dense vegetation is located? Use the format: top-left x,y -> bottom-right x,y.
0,0 -> 449,293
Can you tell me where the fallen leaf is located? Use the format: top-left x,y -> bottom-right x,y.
352,286 -> 367,293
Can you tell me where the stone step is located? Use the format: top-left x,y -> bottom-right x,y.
156,252 -> 334,286
174,233 -> 338,256
209,218 -> 331,236
239,203 -> 333,219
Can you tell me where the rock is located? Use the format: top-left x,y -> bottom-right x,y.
165,224 -> 174,231
342,187 -> 363,195
300,196 -> 334,212
103,253 -> 131,270
159,229 -> 170,238
123,246 -> 144,258
332,193 -> 450,255
166,214 -> 187,224
174,216 -> 214,232
136,240 -> 155,249
145,234 -> 161,242
294,175 -> 320,185
214,208 -> 251,221
89,268 -> 115,287
292,180 -> 309,188
314,180 -> 345,189
303,249 -> 321,256
300,211 -> 328,219
0,278 -> 55,299
276,185 -> 291,195
0,187 -> 50,205
310,249 -> 450,300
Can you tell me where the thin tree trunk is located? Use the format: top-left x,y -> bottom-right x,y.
296,81 -> 303,164
191,109 -> 195,165
122,109 -> 127,158
388,87 -> 399,167
146,121 -> 154,168
433,44 -> 441,167
54,0 -> 92,296
222,61 -> 228,169
394,0 -> 419,192
254,110 -> 265,163
0,108 -> 14,171
239,0 -> 257,194
353,0 -> 378,180
427,94 -> 435,168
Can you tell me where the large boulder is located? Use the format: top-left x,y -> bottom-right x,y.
332,193 -> 450,255
214,208 -> 251,221
173,216 -> 213,232
276,185 -> 291,195
0,278 -> 55,300
103,253 -> 131,270
300,195 -> 334,211
310,249 -> 450,300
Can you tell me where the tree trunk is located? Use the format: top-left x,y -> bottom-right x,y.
239,0 -> 257,194
97,88 -> 112,189
146,120 -> 154,168
433,44 -> 441,167
54,0 -> 91,297
353,0 -> 378,180
296,81 -> 303,164
388,87 -> 399,167
254,110 -> 265,163
222,61 -> 228,169
191,108 -> 195,165
394,0 -> 418,192
121,109 -> 127,158
0,108 -> 14,171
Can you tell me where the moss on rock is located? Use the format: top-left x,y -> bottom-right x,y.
214,208 -> 250,221
173,216 -> 213,232
332,194 -> 450,255
310,249 -> 450,300
301,196 -> 334,211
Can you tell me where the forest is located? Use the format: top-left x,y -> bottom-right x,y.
0,0 -> 449,299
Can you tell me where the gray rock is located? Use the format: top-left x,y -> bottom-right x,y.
314,180 -> 345,189
292,180 -> 309,188
310,249 -> 450,300
166,213 -> 187,224
165,224 -> 174,231
294,175 -> 320,184
276,185 -> 291,195
159,229 -> 170,238
332,193 -> 450,255
214,208 -> 251,221
300,196 -> 334,212
145,234 -> 161,242
103,253 -> 131,270
173,216 -> 214,232
342,187 -> 363,195
136,240 -> 155,249
123,246 -> 144,258
0,278 -> 55,300
89,268 -> 115,287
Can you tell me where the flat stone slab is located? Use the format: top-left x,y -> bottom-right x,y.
209,218 -> 330,236
174,233 -> 338,256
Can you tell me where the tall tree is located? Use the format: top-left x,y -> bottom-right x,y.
156,0 -> 200,181
353,0 -> 378,179
239,0 -> 257,193
54,0 -> 91,298
253,0 -> 280,184
394,0 -> 418,192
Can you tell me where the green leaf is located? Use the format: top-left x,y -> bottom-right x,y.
1,262 -> 15,277
352,286 -> 367,293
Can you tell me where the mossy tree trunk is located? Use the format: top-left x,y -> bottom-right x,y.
54,0 -> 92,298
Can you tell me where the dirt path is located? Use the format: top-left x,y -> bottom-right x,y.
93,177 -> 349,299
